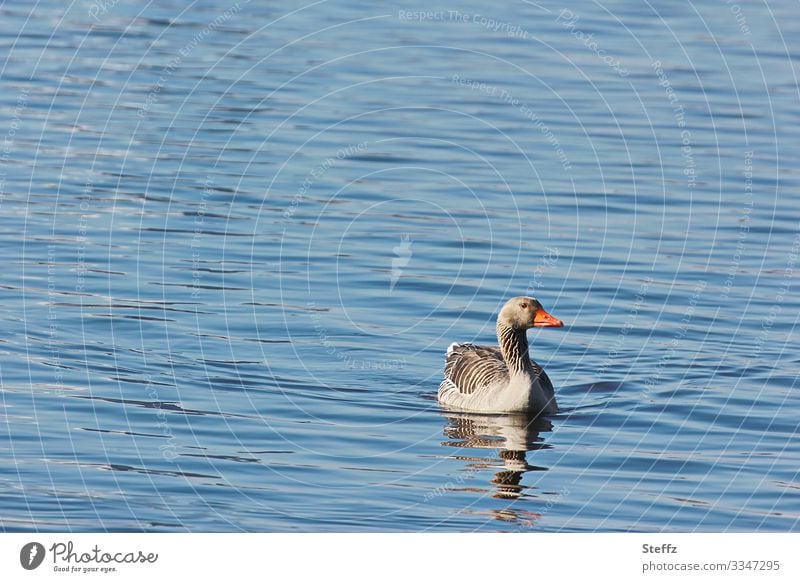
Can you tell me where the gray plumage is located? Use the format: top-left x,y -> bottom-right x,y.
438,296 -> 562,413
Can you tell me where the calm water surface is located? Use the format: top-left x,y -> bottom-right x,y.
1,1 -> 798,532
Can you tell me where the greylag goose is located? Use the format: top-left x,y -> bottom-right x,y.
438,296 -> 563,413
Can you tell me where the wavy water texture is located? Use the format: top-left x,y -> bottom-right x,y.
0,1 -> 798,532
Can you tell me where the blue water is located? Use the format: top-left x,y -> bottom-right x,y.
1,1 -> 798,532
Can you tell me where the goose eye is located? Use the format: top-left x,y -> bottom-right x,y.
520,303 -> 528,309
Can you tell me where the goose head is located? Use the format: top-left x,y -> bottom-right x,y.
498,296 -> 563,331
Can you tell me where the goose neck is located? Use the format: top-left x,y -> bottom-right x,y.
497,322 -> 531,374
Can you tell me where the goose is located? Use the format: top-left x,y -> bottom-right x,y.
438,297 -> 563,414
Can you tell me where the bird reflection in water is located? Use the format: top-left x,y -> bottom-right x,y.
440,412 -> 553,501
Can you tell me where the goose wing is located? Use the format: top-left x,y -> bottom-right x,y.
442,343 -> 510,395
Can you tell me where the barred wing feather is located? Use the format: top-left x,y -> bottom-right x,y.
442,344 -> 510,395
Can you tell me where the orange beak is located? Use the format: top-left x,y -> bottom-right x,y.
533,308 -> 563,328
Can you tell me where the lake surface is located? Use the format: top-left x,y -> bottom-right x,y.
1,0 -> 798,532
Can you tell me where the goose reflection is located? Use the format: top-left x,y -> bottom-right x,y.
440,411 -> 553,500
